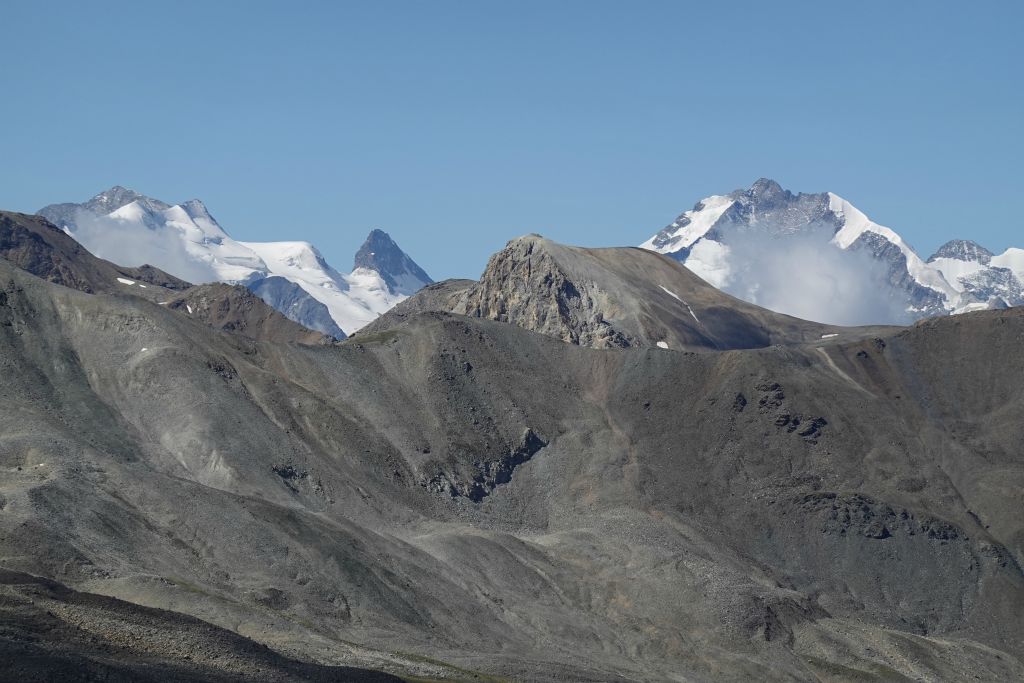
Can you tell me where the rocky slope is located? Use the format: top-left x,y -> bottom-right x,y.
1,226 -> 1023,681
163,284 -> 334,346
641,179 -> 1024,324
0,570 -> 400,682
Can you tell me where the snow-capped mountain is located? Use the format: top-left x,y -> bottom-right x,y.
641,179 -> 1023,325
38,187 -> 432,336
354,229 -> 434,296
926,240 -> 1024,313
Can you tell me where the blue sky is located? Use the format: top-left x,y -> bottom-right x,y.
1,1 -> 1020,279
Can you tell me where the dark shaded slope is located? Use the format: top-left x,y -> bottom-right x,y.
0,570 -> 401,683
165,283 -> 334,345
355,279 -> 475,336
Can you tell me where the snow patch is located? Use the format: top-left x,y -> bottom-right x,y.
992,247 -> 1024,283
820,333 -> 839,339
928,256 -> 986,293
656,341 -> 669,349
658,285 -> 700,322
659,285 -> 682,302
186,305 -> 193,314
116,277 -> 135,285
953,302 -> 992,315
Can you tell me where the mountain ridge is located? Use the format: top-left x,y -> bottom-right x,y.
38,186 -> 432,336
641,178 -> 1024,324
1,215 -> 1023,680
363,233 -> 897,350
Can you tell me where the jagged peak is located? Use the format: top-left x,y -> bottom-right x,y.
178,198 -> 221,226
87,185 -> 166,214
353,229 -> 432,295
749,178 -> 785,197
725,178 -> 799,206
90,185 -> 140,201
506,233 -> 550,247
928,239 -> 993,264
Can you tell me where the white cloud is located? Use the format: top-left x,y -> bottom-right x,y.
70,208 -> 218,284
711,229 -> 910,326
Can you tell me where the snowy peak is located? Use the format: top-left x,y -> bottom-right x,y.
723,179 -> 835,236
641,179 -> 1022,325
927,240 -> 1023,311
742,177 -> 789,202
353,229 -> 432,295
179,198 -> 218,224
85,186 -> 172,217
87,185 -> 164,214
928,240 -> 993,264
37,188 -> 433,337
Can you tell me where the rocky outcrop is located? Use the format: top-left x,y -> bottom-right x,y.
458,236 -> 636,348
353,279 -> 475,337
446,234 -> 843,350
421,428 -> 548,502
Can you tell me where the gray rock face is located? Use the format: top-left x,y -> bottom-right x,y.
247,275 -> 346,339
715,178 -> 838,239
353,229 -> 432,295
458,235 -> 638,348
929,239 -> 995,264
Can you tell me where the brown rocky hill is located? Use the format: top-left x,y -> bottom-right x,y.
362,234 -> 897,350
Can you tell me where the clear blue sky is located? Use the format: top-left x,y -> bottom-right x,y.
2,1 -> 1020,279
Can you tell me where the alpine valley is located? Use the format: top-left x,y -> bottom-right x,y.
0,182 -> 1021,682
